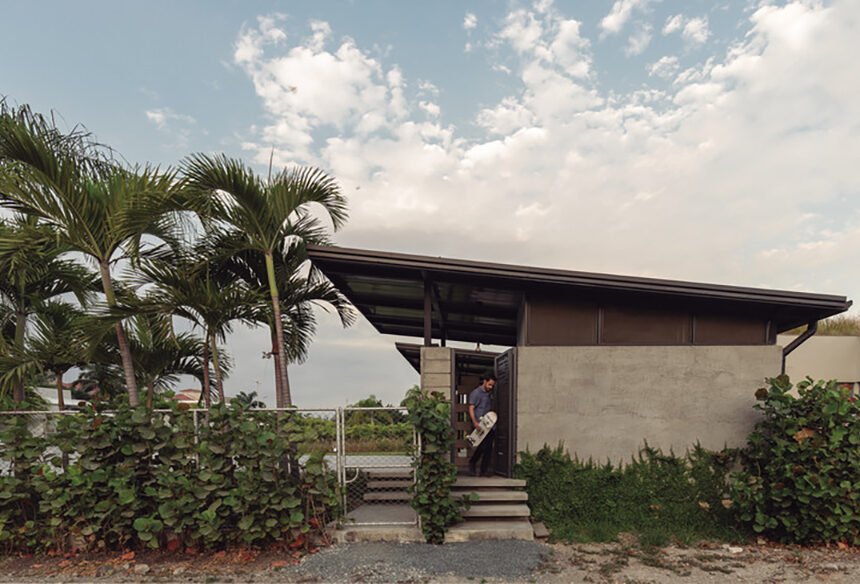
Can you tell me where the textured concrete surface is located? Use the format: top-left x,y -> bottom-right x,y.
516,345 -> 782,462
778,334 -> 860,386
444,519 -> 534,542
420,346 -> 453,396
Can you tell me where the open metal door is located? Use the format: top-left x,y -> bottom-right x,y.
493,348 -> 517,477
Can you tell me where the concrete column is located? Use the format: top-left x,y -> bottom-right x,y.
420,346 -> 454,399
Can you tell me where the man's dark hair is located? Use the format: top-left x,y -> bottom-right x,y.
481,373 -> 496,382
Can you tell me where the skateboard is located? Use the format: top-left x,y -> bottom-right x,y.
466,411 -> 497,448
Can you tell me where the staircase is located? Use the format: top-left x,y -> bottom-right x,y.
446,475 -> 534,541
335,471 -> 535,542
362,469 -> 412,503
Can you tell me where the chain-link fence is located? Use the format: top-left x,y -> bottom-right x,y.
337,407 -> 418,526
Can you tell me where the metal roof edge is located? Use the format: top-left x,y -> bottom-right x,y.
307,245 -> 851,311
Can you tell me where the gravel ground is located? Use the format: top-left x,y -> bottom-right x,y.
279,540 -> 550,582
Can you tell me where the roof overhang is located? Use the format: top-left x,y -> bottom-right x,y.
308,245 -> 852,345
396,342 -> 499,375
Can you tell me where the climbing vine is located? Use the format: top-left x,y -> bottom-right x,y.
403,386 -> 470,544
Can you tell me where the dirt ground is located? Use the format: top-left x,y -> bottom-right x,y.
533,539 -> 860,583
2,539 -> 860,583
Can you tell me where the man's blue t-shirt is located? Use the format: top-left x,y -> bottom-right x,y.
469,385 -> 492,420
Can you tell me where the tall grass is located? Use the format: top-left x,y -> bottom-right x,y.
516,443 -> 744,545
784,314 -> 860,336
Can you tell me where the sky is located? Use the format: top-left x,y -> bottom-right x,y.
2,0 -> 859,408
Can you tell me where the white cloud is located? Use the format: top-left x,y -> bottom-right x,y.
236,0 -> 860,302
498,9 -> 545,54
663,14 -> 684,34
600,0 -> 659,36
550,19 -> 591,77
648,55 -> 680,79
233,20 -> 411,162
144,108 -> 196,148
476,97 -> 535,135
663,14 -> 710,46
418,101 -> 440,117
682,17 -> 710,45
145,107 -> 195,130
625,24 -> 653,56
463,12 -> 477,30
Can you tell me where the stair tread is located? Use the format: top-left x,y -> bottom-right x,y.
364,492 -> 411,501
454,477 -> 526,488
452,490 -> 528,502
461,504 -> 530,518
367,480 -> 412,489
445,519 -> 534,542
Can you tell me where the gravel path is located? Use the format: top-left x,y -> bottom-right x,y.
281,541 -> 551,582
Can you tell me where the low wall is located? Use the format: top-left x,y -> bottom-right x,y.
516,345 -> 782,463
778,334 -> 860,387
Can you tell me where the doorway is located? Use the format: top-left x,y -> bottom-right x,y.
450,347 -> 517,477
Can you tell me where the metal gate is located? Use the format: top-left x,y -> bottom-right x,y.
335,406 -> 418,526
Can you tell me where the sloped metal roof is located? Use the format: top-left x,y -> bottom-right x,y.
308,245 -> 852,346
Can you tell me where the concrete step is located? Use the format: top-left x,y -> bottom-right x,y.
453,477 -> 526,489
461,504 -> 530,518
364,491 -> 411,502
367,479 -> 412,489
445,519 -> 534,542
334,525 -> 423,543
453,490 -> 528,502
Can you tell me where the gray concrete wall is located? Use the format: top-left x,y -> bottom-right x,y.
778,334 -> 860,386
516,345 -> 782,463
420,347 -> 453,398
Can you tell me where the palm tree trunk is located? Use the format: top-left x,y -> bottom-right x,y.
210,330 -> 225,403
146,380 -> 155,409
13,309 -> 26,404
55,372 -> 65,411
270,326 -> 282,404
265,252 -> 291,407
98,260 -> 139,406
201,330 -> 211,409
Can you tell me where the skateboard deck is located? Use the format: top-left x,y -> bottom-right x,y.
466,411 -> 497,448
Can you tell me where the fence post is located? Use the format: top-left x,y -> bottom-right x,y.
336,407 -> 345,510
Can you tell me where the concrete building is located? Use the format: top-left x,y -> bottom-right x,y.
309,246 -> 851,474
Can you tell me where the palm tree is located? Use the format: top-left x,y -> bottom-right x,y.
0,104 -> 182,406
182,154 -> 348,407
11,301 -> 88,410
0,215 -> 96,402
234,390 -> 266,409
198,230 -> 354,401
135,253 -> 260,406
124,315 -> 205,409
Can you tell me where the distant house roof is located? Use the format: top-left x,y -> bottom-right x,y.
308,245 -> 852,346
174,389 -> 201,403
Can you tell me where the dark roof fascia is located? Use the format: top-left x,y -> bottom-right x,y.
307,245 -> 852,313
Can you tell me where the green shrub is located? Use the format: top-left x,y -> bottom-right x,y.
730,375 -> 860,544
0,416 -> 49,550
0,401 -> 339,553
403,387 -> 467,544
516,443 -> 741,545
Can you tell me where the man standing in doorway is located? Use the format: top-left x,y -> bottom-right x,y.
468,373 -> 496,476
